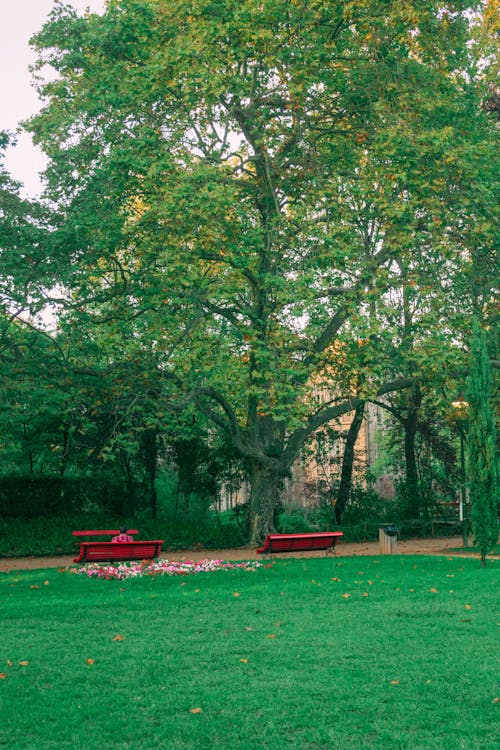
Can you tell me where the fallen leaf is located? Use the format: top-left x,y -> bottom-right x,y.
233,592 -> 240,597
368,580 -> 374,585
0,673 -> 6,679
331,577 -> 341,582
267,634 -> 277,639
43,581 -> 49,586
239,658 -> 248,664
342,593 -> 350,599
493,697 -> 500,704
7,660 -> 13,667
275,622 -> 282,627
190,707 -> 203,714
113,634 -> 124,641
390,680 -> 399,685
465,604 -> 471,610
30,585 -> 40,590
244,627 -> 252,632
429,587 -> 438,593
86,658 -> 95,665
409,588 -> 415,593
19,661 -> 29,666
425,680 -> 432,684
195,589 -> 200,593
362,592 -> 369,597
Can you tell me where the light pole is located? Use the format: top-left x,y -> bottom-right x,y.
452,397 -> 468,548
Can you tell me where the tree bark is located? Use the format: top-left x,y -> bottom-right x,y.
247,460 -> 283,546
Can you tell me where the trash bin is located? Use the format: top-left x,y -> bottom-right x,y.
379,524 -> 399,554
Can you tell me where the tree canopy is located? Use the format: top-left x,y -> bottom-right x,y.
10,0 -> 497,541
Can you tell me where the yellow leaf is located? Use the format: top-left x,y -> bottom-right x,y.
362,592 -> 369,597
409,588 -> 415,592
43,581 -> 49,586
19,661 -> 29,666
86,658 -> 95,665
190,707 -> 203,714
465,604 -> 471,610
429,588 -> 438,593
342,593 -> 350,599
267,634 -> 277,639
30,585 -> 40,590
0,673 -> 7,679
7,660 -> 13,667
240,658 -> 248,663
390,680 -> 400,685
233,592 -> 240,597
245,627 -> 252,631
112,634 -> 125,641
493,697 -> 500,704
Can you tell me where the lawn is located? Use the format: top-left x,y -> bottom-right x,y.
0,555 -> 498,750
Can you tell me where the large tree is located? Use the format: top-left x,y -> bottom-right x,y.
28,0 -> 487,542
466,318 -> 498,565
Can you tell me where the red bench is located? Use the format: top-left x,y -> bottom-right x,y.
256,532 -> 343,558
73,540 -> 164,563
72,529 -> 163,563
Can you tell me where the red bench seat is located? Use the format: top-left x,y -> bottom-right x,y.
256,532 -> 343,557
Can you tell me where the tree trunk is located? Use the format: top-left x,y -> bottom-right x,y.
334,401 -> 365,524
247,461 -> 283,546
403,386 -> 422,518
142,429 -> 158,520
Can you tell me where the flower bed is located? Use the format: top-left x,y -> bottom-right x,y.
70,558 -> 263,580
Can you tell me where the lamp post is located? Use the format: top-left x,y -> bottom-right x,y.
452,397 -> 468,548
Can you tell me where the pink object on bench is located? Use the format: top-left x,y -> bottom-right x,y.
73,540 -> 163,563
256,532 -> 343,557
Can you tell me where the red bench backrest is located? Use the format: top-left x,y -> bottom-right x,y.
74,540 -> 163,563
72,530 -> 139,537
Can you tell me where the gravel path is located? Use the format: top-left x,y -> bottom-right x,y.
0,536 -> 482,573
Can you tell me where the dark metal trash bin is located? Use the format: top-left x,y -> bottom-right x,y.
379,525 -> 399,554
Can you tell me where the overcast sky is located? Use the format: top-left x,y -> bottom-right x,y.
1,0 -> 105,197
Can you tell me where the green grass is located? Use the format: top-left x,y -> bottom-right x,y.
0,556 -> 498,750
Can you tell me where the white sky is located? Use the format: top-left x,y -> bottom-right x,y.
1,0 -> 105,197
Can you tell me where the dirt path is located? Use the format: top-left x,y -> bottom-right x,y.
0,536 -> 484,573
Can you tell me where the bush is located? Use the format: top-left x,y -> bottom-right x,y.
0,511 -> 246,559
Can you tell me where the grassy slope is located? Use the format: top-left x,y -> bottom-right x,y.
0,556 -> 498,750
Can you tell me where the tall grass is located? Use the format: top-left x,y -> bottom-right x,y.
1,555 -> 497,749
